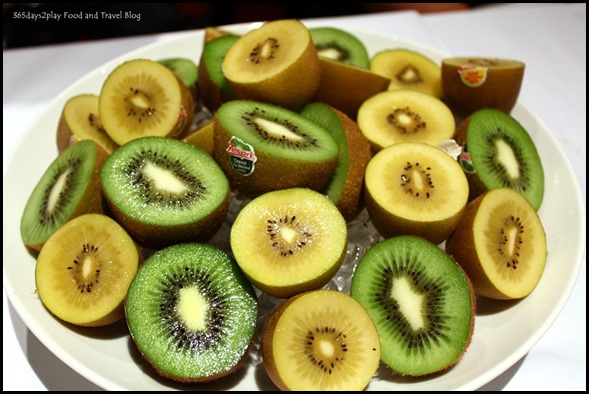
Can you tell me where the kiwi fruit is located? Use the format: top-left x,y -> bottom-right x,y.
230,188 -> 348,298
222,19 -> 321,111
182,117 -> 214,156
35,213 -> 142,327
446,187 -> 547,300
158,57 -> 199,103
125,242 -> 258,383
262,289 -> 381,390
351,235 -> 476,377
100,136 -> 230,248
56,94 -> 119,155
197,34 -> 239,112
99,58 -> 194,146
212,100 -> 340,196
357,89 -> 456,152
442,57 -> 525,118
309,26 -> 370,69
370,48 -> 443,97
454,108 -> 544,210
364,142 -> 469,245
21,139 -> 107,251
300,102 -> 372,221
313,58 -> 391,120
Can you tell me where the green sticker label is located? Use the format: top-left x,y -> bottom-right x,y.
459,145 -> 476,174
226,136 -> 257,176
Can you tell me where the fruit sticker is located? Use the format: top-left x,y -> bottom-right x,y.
171,105 -> 187,136
458,66 -> 487,87
226,136 -> 257,176
459,145 -> 476,174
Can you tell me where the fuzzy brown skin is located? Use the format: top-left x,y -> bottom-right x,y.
328,106 -> 373,221
441,57 -> 525,119
314,58 -> 390,121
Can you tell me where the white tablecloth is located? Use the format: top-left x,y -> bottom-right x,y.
3,3 -> 585,391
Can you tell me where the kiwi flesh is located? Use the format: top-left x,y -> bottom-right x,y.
313,58 -> 390,121
364,142 -> 469,245
370,48 -> 443,97
442,57 -> 525,119
300,102 -> 372,221
262,289 -> 381,390
222,19 -> 321,111
35,213 -> 142,327
198,34 -> 239,112
100,136 -> 230,248
21,139 -> 107,251
56,94 -> 119,155
357,89 -> 456,153
99,59 -> 194,146
213,100 -> 340,196
125,242 -> 258,383
230,188 -> 348,298
351,235 -> 476,377
309,26 -> 370,69
454,108 -> 544,210
445,187 -> 547,300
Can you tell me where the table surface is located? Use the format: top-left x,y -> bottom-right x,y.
3,3 -> 586,391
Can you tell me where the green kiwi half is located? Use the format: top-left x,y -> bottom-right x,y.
213,100 -> 340,195
454,108 -> 544,210
100,136 -> 230,248
125,242 -> 258,383
351,235 -> 476,377
21,139 -> 107,251
309,27 -> 370,69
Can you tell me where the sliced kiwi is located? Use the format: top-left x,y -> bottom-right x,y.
454,108 -> 544,210
442,57 -> 525,118
357,89 -> 455,152
309,26 -> 370,69
262,289 -> 381,390
351,235 -> 476,377
21,139 -> 107,251
99,59 -> 194,146
230,188 -> 348,298
446,187 -> 547,300
300,102 -> 372,221
125,242 -> 258,383
56,94 -> 119,155
222,19 -> 321,111
213,100 -> 340,196
370,48 -> 443,97
364,142 -> 469,245
100,136 -> 230,248
197,34 -> 239,112
35,213 -> 142,327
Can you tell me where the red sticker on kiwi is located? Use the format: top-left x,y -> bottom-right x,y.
459,145 -> 476,174
458,66 -> 487,87
171,105 -> 187,136
226,136 -> 257,176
